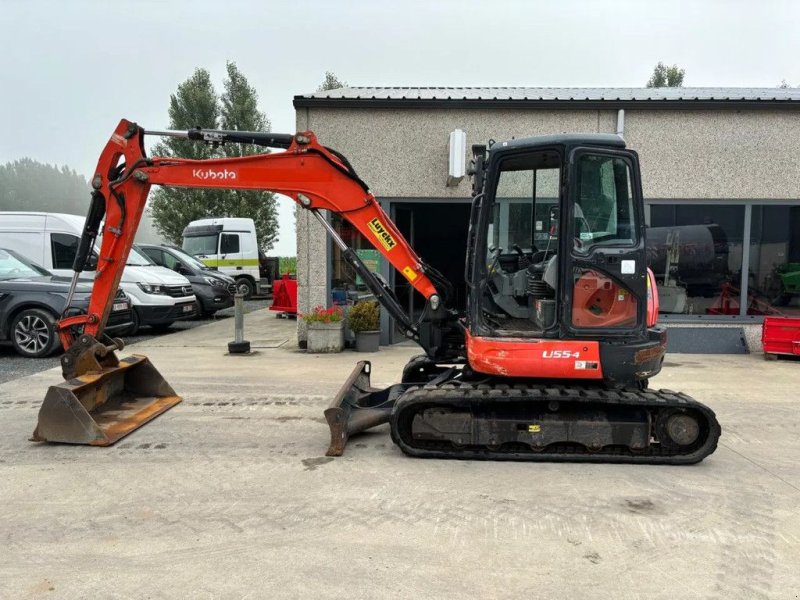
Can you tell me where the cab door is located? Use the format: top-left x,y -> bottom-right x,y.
563,148 -> 647,336
218,232 -> 243,271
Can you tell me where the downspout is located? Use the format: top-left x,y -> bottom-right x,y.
616,108 -> 625,138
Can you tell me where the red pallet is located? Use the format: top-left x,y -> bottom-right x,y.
270,274 -> 297,315
762,316 -> 800,359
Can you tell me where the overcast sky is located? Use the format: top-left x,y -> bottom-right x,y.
1,0 -> 798,255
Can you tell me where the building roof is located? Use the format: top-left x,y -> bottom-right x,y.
294,86 -> 800,110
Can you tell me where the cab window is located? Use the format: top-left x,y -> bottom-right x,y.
220,233 -> 240,254
574,155 -> 636,253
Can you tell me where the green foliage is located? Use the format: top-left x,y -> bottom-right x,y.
646,62 -> 685,88
279,256 -> 297,275
317,71 -> 348,92
0,158 -> 90,214
347,300 -> 380,333
148,63 -> 278,250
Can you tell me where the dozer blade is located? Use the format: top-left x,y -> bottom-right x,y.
32,355 -> 181,446
324,361 -> 405,456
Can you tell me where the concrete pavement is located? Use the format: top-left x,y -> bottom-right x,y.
1,307 -> 799,599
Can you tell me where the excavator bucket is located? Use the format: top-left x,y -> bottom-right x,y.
32,354 -> 181,446
325,361 -> 401,456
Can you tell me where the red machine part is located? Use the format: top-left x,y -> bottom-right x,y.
270,274 -> 298,315
571,270 -> 637,329
59,119 -> 438,348
466,331 -> 603,379
762,316 -> 800,357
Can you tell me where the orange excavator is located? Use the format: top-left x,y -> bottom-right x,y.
32,119 -> 720,464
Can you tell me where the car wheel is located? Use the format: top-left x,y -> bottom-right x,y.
11,308 -> 59,358
236,278 -> 255,299
150,322 -> 174,332
194,299 -> 206,318
125,308 -> 141,336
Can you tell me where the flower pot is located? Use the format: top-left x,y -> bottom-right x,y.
307,321 -> 344,353
355,330 -> 380,353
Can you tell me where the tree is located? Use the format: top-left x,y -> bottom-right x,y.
0,158 -> 89,214
218,61 -> 278,250
317,71 -> 348,92
778,79 -> 791,89
149,68 -> 224,243
148,64 -> 279,251
646,62 -> 685,88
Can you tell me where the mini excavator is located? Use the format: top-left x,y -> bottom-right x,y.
32,119 -> 720,464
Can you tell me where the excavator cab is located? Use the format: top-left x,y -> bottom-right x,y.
463,134 -> 663,384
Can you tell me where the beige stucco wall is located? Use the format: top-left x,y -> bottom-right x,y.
294,104 -> 800,344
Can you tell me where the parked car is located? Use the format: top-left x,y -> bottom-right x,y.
137,244 -> 236,316
0,212 -> 197,335
0,248 -> 132,357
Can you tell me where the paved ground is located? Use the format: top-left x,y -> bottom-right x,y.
1,308 -> 799,599
0,298 -> 271,384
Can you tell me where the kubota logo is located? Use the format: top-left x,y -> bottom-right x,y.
192,168 -> 237,180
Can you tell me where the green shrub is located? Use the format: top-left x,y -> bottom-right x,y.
279,256 -> 297,275
347,300 -> 380,333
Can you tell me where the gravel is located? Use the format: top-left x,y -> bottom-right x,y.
0,298 -> 272,385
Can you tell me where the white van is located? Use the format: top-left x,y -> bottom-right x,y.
0,212 -> 197,334
182,217 -> 265,298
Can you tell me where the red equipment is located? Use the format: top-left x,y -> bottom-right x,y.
269,274 -> 298,316
32,119 -> 720,466
762,316 -> 800,359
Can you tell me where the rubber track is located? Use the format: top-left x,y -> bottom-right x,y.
391,382 -> 721,464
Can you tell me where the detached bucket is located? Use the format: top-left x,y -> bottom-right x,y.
32,355 -> 181,446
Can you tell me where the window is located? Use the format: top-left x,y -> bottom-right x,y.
51,233 -> 79,269
648,205 -> 744,316
161,251 -> 180,270
183,234 -> 218,256
574,155 -> 636,253
747,205 -> 800,315
140,247 -> 163,266
220,233 -> 240,254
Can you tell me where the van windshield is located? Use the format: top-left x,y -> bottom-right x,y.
126,246 -> 156,266
183,234 -> 217,257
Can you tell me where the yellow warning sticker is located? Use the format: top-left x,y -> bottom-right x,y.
528,424 -> 541,433
367,218 -> 397,252
402,266 -> 418,281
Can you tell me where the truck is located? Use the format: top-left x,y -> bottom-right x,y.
182,217 -> 266,298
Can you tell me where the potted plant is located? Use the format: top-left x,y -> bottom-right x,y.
347,300 -> 380,352
302,305 -> 344,353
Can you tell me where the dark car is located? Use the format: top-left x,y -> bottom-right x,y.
0,248 -> 132,357
136,244 -> 235,316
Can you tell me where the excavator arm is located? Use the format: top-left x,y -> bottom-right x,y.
59,119 -> 454,351
32,119 -> 460,447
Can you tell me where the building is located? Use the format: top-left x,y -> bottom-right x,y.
293,87 -> 800,349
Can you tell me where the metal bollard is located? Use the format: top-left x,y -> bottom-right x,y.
227,293 -> 251,354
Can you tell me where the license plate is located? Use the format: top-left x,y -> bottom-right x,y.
182,304 -> 194,313
112,302 -> 128,312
